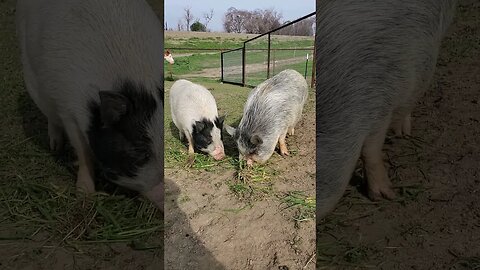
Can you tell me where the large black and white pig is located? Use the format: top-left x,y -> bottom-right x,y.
169,79 -> 226,162
16,0 -> 164,209
225,69 -> 308,166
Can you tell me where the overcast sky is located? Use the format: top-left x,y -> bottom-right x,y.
165,0 -> 315,32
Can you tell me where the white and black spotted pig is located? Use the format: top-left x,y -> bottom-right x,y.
169,79 -> 226,162
316,0 -> 457,219
16,0 -> 164,209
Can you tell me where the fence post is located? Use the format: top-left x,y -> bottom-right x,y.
220,51 -> 224,82
242,44 -> 246,87
311,46 -> 316,88
267,33 -> 271,79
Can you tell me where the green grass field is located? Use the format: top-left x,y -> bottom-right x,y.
165,31 -> 315,87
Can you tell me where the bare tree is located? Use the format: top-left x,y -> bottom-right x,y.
177,19 -> 184,31
223,7 -> 243,33
277,17 -> 315,36
223,7 -> 282,34
183,7 -> 194,31
203,9 -> 214,31
259,8 -> 282,33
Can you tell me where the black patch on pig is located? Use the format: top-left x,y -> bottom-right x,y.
156,86 -> 164,105
214,116 -> 224,140
87,80 -> 157,182
238,132 -> 261,155
192,118 -> 214,150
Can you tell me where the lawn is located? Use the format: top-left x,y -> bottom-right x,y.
164,31 -> 315,87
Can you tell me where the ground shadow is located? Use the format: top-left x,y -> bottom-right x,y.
164,178 -> 225,270
221,118 -> 241,159
16,91 -> 77,172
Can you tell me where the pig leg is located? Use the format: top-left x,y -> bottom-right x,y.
185,132 -> 195,166
278,131 -> 289,156
391,112 -> 412,137
64,122 -> 95,194
287,126 -> 295,136
178,130 -> 184,142
48,120 -> 64,152
401,113 -> 411,136
21,52 -> 66,152
362,122 -> 396,201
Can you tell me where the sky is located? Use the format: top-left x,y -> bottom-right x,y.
165,0 -> 315,32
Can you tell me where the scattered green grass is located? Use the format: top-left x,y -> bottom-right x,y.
229,159 -> 280,199
395,183 -> 427,203
280,191 -> 315,223
317,240 -> 377,269
0,177 -> 162,248
453,256 -> 480,270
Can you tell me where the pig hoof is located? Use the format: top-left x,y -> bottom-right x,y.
76,182 -> 95,195
49,137 -> 64,152
288,128 -> 295,136
185,155 -> 195,168
281,150 -> 290,156
48,126 -> 64,152
368,185 -> 396,201
76,168 -> 95,194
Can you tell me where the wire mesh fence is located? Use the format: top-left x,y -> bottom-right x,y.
221,12 -> 316,88
221,48 -> 243,85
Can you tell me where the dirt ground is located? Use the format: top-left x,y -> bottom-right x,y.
164,82 -> 316,269
317,1 -> 480,269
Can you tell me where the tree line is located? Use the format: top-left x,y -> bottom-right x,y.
166,7 -> 314,36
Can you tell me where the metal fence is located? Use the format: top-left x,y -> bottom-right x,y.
221,12 -> 316,88
221,48 -> 243,85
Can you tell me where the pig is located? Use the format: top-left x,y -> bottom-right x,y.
316,0 -> 457,219
16,0 -> 164,210
225,69 -> 308,166
164,50 -> 175,64
169,79 -> 226,162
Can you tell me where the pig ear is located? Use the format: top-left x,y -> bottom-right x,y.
218,115 -> 225,125
224,124 -> 236,137
194,121 -> 205,132
99,91 -> 129,126
250,134 -> 263,145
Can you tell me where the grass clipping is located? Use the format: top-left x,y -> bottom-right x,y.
228,159 -> 275,200
0,179 -> 162,249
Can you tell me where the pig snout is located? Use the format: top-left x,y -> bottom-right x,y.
246,158 -> 254,167
211,145 -> 225,160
